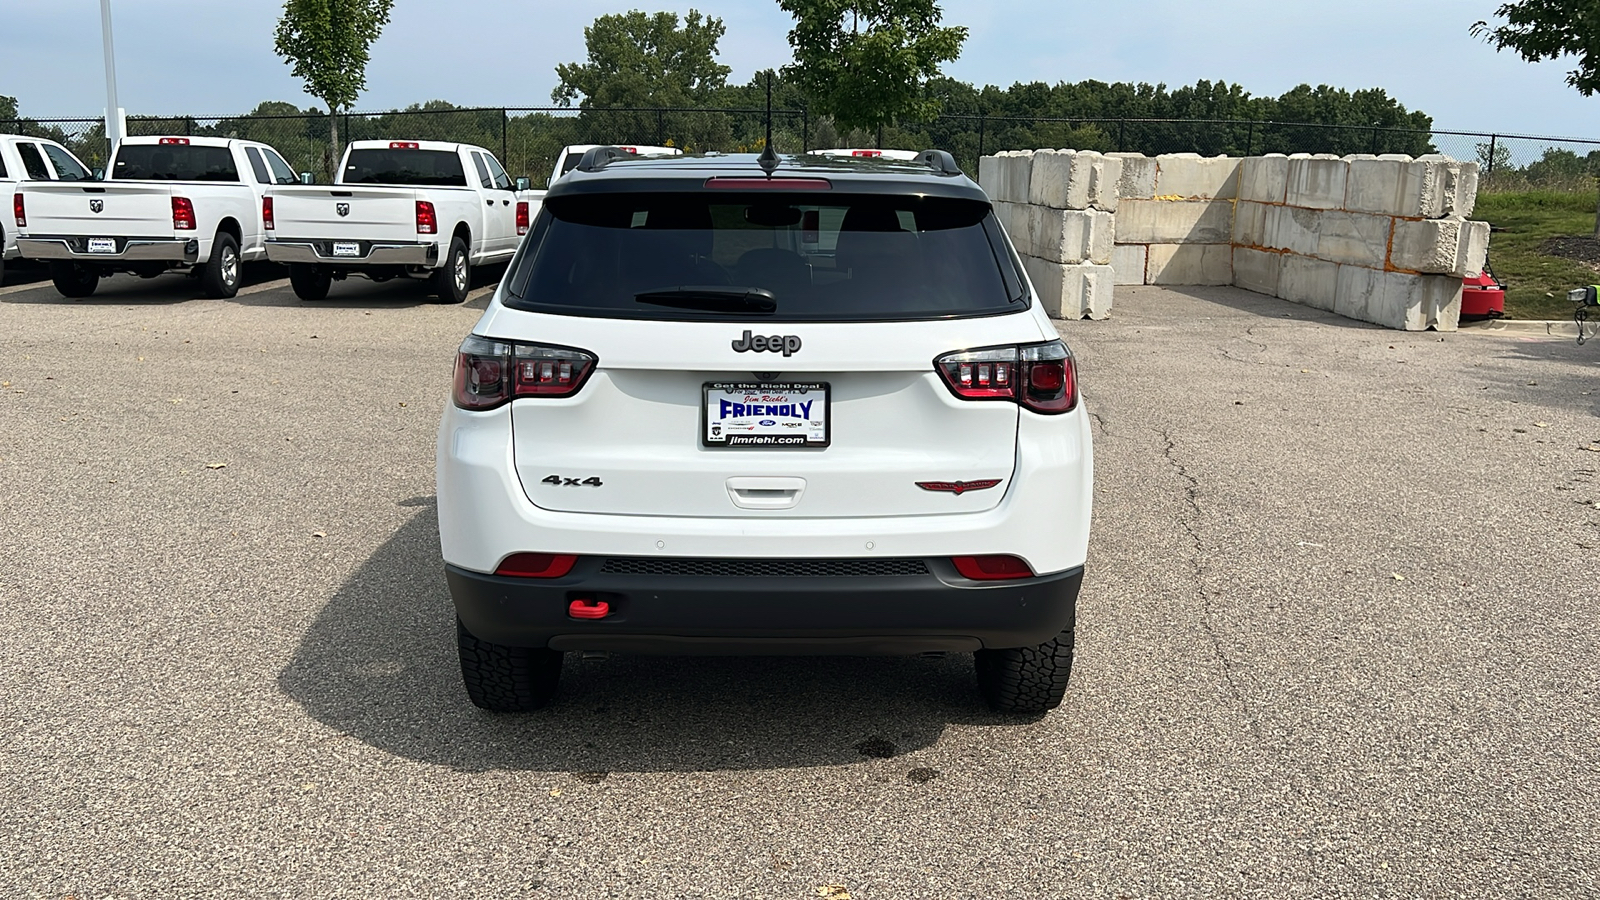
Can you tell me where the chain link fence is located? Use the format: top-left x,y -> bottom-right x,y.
6,107 -> 1597,194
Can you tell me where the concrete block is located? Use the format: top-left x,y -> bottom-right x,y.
1425,275 -> 1464,331
1391,217 -> 1490,276
1117,199 -> 1234,244
1441,159 -> 1480,218
1146,243 -> 1233,285
994,201 -> 1029,254
1264,205 -> 1321,256
1314,211 -> 1393,268
1154,153 -> 1240,200
1109,153 -> 1156,200
1233,201 -> 1274,248
1239,155 -> 1288,204
1112,243 -> 1147,285
1232,247 -> 1282,296
990,151 -> 1035,203
1330,268 -> 1462,331
1021,256 -> 1114,319
1029,150 -> 1122,211
978,155 -> 1002,198
1279,254 -> 1339,311
1286,155 -> 1349,210
1027,206 -> 1114,265
1333,264 -> 1383,325
1346,155 -> 1445,218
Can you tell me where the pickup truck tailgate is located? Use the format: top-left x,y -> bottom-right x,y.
268,186 -> 421,241
20,182 -> 177,237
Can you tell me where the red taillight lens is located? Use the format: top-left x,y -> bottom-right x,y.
172,196 -> 196,230
515,201 -> 529,235
13,192 -> 24,228
416,200 -> 437,234
389,141 -> 420,149
934,340 -> 1077,414
951,555 -> 1034,580
262,195 -> 275,231
452,335 -> 598,410
159,137 -> 190,145
851,149 -> 883,157
495,553 -> 578,578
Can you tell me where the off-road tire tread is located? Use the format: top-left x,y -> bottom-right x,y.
288,263 -> 331,302
456,618 -> 562,712
49,261 -> 99,298
974,627 -> 1075,714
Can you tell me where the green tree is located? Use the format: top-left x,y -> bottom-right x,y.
274,0 -> 395,176
553,10 -> 730,108
778,0 -> 967,133
1473,1 -> 1600,232
0,95 -> 17,123
1476,139 -> 1513,176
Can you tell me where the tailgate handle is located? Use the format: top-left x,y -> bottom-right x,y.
726,477 -> 806,510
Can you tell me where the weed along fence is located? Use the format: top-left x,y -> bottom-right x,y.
982,150 -> 1489,331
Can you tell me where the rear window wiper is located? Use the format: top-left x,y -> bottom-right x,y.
635,286 -> 777,314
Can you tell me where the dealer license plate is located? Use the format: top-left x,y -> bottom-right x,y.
332,241 -> 361,258
703,382 -> 829,448
86,238 -> 117,254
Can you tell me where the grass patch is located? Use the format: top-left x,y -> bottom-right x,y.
1474,189 -> 1599,319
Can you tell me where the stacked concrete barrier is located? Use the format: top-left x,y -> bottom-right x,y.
1231,153 -> 1487,331
977,149 -> 1120,319
1109,153 -> 1241,287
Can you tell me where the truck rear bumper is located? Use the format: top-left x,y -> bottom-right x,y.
265,239 -> 438,267
17,236 -> 198,263
447,560 -> 1083,654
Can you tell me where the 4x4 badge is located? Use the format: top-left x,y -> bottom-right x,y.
917,479 -> 1003,495
732,330 -> 801,356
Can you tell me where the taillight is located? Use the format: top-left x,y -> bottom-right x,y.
934,340 -> 1077,414
495,553 -> 578,578
389,141 -> 420,149
262,196 -> 274,231
515,201 -> 529,236
13,193 -> 24,228
851,149 -> 883,157
159,137 -> 190,145
172,196 -> 196,230
951,555 -> 1034,580
452,335 -> 597,410
416,200 -> 437,234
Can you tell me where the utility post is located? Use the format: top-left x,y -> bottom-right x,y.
100,0 -> 125,151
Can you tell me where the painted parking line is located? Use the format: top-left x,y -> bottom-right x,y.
236,278 -> 290,296
467,285 -> 496,303
0,280 -> 55,296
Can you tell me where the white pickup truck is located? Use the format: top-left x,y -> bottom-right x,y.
14,135 -> 297,298
2,134 -> 96,284
265,140 -> 544,303
546,144 -> 681,185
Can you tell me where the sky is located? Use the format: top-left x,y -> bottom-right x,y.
1,0 -> 1595,138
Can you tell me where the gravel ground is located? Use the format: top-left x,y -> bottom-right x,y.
2,268 -> 1599,898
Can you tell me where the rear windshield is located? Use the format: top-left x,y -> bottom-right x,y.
343,148 -> 466,186
503,192 -> 1024,322
113,144 -> 239,181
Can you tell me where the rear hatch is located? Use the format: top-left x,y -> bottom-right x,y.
268,184 -> 423,242
19,181 -> 176,238
480,183 -> 1045,519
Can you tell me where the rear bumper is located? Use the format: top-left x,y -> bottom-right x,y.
17,236 -> 198,263
447,560 -> 1082,654
265,238 -> 438,267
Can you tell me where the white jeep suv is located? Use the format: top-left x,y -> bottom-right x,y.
436,147 -> 1093,714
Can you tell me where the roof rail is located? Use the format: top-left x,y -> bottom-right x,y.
575,146 -> 633,173
917,149 -> 963,176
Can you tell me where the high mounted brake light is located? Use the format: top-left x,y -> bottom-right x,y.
851,150 -> 883,157
262,195 -> 274,230
13,192 -> 24,228
453,335 -> 598,410
415,200 -> 437,234
158,138 -> 190,145
171,197 -> 196,230
389,141 -> 420,149
704,177 -> 832,191
934,340 -> 1077,414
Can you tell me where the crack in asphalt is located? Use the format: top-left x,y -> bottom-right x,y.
1157,427 -> 1258,732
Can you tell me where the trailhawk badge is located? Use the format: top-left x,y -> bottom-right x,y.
336,202 -> 350,217
89,199 -> 104,213
916,479 -> 1003,495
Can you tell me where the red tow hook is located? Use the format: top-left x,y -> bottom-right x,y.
568,599 -> 611,620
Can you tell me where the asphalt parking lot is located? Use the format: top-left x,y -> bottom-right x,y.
3,266 -> 1598,898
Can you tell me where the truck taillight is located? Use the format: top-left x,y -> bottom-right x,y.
13,193 -> 24,228
515,201 -> 529,235
934,340 -> 1077,414
262,196 -> 274,230
172,197 -> 196,230
416,200 -> 437,234
452,335 -> 597,410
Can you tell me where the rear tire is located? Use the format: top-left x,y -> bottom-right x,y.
200,231 -> 240,299
457,618 -> 563,712
430,236 -> 470,304
288,263 -> 332,302
49,261 -> 99,298
975,626 -> 1075,714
